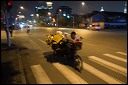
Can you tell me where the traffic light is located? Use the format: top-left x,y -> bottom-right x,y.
6,1 -> 12,11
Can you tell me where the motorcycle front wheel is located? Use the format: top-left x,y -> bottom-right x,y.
74,55 -> 83,72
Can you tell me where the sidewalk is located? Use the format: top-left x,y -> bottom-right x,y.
1,43 -> 22,84
1,30 -> 24,84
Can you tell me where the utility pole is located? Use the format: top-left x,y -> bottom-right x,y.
5,1 -> 12,47
5,10 -> 11,47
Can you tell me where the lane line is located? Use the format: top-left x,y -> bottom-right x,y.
103,54 -> 127,63
30,64 -> 53,84
82,62 -> 124,84
88,56 -> 127,76
116,52 -> 127,56
53,63 -> 88,84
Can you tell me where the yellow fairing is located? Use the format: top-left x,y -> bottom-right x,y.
52,34 -> 63,44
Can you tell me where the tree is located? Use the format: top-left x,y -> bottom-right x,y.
1,1 -> 13,47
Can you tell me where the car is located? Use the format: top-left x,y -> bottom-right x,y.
88,24 -> 101,31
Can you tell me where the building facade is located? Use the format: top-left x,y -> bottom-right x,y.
85,11 -> 127,29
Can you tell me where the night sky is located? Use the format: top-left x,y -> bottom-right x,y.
11,1 -> 127,19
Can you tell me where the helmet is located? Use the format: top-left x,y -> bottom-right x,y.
71,31 -> 76,35
56,31 -> 63,34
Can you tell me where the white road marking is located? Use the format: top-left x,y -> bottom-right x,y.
30,64 -> 53,84
29,39 -> 42,50
53,63 -> 88,84
38,39 -> 47,44
82,62 -> 124,84
103,54 -> 127,63
88,56 -> 127,76
116,52 -> 127,56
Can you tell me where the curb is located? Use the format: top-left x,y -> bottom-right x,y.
17,49 -> 27,84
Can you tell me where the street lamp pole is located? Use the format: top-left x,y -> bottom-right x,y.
73,16 -> 74,28
57,14 -> 59,27
71,16 -> 74,28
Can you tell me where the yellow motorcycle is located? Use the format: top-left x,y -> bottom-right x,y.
46,34 -> 83,72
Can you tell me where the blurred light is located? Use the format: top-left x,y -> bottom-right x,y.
48,12 -> 51,15
67,16 -> 70,18
63,14 -> 66,16
20,6 -> 24,9
55,24 -> 57,26
30,14 -> 34,16
46,2 -> 53,6
59,9 -> 62,12
82,2 -> 85,5
19,24 -> 24,28
33,20 -> 36,23
36,14 -> 39,17
8,1 -> 11,6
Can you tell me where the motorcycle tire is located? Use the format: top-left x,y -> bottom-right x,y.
74,55 -> 83,72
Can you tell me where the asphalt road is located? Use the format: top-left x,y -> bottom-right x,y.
9,27 -> 127,84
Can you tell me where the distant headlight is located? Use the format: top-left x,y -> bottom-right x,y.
19,24 -> 24,28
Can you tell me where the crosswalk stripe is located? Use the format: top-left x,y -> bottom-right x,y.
88,56 -> 127,76
116,52 -> 127,56
53,63 -> 88,84
82,62 -> 124,84
30,64 -> 53,84
38,39 -> 47,44
103,54 -> 127,63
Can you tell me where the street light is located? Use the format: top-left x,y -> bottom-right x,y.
82,2 -> 85,6
56,9 -> 62,27
48,12 -> 51,16
20,6 -> 24,9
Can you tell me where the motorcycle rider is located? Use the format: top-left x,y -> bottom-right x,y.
70,31 -> 82,42
27,26 -> 30,34
71,31 -> 83,50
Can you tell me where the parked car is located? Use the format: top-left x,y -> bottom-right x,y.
88,25 -> 101,31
